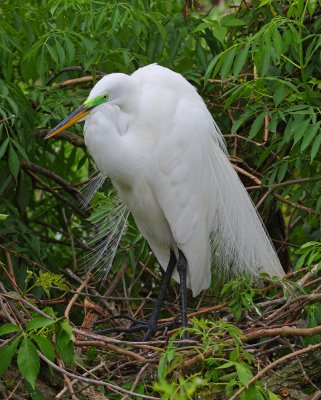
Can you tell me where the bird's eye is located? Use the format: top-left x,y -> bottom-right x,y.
103,94 -> 108,99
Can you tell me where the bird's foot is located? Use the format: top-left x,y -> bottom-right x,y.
95,314 -> 179,340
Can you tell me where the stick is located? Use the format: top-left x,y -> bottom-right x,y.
38,352 -> 160,400
229,342 -> 321,400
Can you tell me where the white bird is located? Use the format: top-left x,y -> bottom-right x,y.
46,64 -> 284,339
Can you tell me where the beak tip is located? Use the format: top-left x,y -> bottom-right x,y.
44,131 -> 54,140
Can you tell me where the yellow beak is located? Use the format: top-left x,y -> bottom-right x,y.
45,105 -> 90,139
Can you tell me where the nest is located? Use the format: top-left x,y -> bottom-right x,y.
1,256 -> 321,399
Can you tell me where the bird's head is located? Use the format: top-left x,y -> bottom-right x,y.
45,73 -> 138,139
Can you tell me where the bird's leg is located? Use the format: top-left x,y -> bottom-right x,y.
143,249 -> 177,340
177,249 -> 188,338
96,250 -> 178,339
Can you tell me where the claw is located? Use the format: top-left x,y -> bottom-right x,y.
95,315 -> 179,339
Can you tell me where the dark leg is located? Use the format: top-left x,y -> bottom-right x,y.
96,250 -> 178,339
177,250 -> 188,337
143,249 -> 177,340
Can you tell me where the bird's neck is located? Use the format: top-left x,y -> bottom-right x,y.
84,108 -> 145,187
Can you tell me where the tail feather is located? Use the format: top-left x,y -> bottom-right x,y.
80,171 -> 129,283
208,140 -> 284,280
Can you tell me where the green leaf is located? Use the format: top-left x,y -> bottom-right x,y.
277,162 -> 288,182
221,47 -> 236,80
55,40 -> 65,64
272,25 -> 282,61
300,241 -> 318,249
0,323 -> 20,336
60,320 -> 73,340
56,320 -> 74,365
32,335 -> 55,362
8,145 -> 20,179
46,44 -> 58,65
196,42 -> 208,71
0,137 -> 9,160
56,331 -> 74,365
283,117 -> 294,143
0,337 -> 20,376
248,113 -> 265,139
301,122 -> 320,151
308,0 -> 317,17
267,389 -> 281,399
273,85 -> 285,107
158,353 -> 167,379
259,35 -> 271,76
17,337 -> 40,389
213,27 -> 227,45
26,317 -> 56,331
0,214 -> 9,220
316,195 -> 321,212
111,6 -> 120,31
292,119 -> 310,146
236,363 -> 252,386
204,54 -> 220,84
11,139 -> 29,161
221,15 -> 246,27
193,21 -> 217,34
259,0 -> 272,6
65,37 -> 75,64
233,43 -> 250,79
296,253 -> 307,269
311,133 -> 321,161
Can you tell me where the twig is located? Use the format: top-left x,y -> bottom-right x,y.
5,251 -> 14,280
64,273 -> 91,319
229,342 -> 321,400
56,75 -> 104,88
38,352 -> 160,399
46,66 -> 87,85
55,361 -> 106,399
0,294 -> 18,325
21,161 -> 82,201
0,261 -> 23,296
159,303 -> 227,323
247,177 -> 321,191
0,283 -> 27,325
255,188 -> 272,210
183,323 -> 321,372
35,129 -> 86,148
74,340 -> 147,362
24,169 -> 87,216
311,391 -> 321,400
73,328 -> 165,350
121,364 -> 149,400
0,114 -> 16,124
0,244 -> 49,272
64,268 -> 117,315
263,114 -> 269,143
283,339 -> 319,391
273,193 -> 321,216
2,293 -> 53,319
104,260 -> 128,297
57,358 -> 78,400
62,209 -> 77,269
297,264 -> 319,286
233,165 -> 261,185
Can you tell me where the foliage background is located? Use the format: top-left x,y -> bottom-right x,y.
0,0 -> 321,399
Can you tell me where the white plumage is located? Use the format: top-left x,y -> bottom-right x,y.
81,64 -> 284,296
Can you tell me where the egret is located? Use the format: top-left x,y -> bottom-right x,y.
46,64 -> 284,339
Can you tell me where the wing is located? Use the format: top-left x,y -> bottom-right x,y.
152,97 -> 215,296
153,95 -> 284,297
